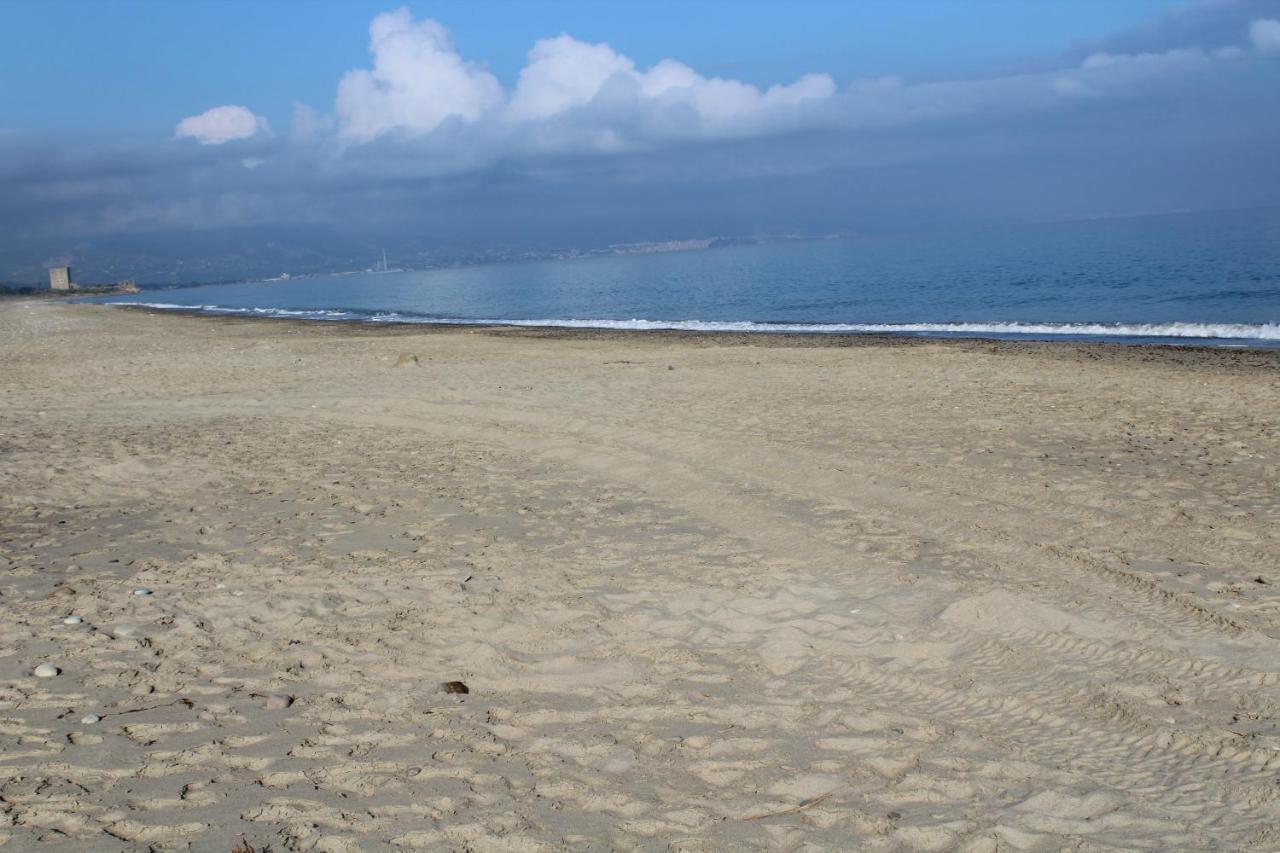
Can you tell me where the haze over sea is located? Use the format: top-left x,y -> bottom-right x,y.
91,208 -> 1280,346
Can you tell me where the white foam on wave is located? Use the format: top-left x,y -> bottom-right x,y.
112,303 -> 1280,342
117,303 -> 364,320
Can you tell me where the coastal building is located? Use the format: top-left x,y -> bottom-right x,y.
44,266 -> 139,294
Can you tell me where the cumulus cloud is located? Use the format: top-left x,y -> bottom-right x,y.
1250,18 -> 1280,51
328,8 -> 835,149
175,105 -> 268,145
334,8 -> 503,143
507,35 -> 635,122
317,8 -> 1278,159
506,35 -> 834,131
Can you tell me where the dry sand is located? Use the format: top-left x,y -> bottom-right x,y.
2,300 -> 1279,851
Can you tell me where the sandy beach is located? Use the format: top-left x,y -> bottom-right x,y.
2,300 -> 1278,850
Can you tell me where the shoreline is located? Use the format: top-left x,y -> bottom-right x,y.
106,301 -> 1280,365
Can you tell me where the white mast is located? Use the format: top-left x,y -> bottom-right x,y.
382,248 -> 388,272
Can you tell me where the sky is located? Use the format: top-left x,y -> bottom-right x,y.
2,0 -> 1279,281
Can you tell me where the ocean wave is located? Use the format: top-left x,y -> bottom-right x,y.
111,303 -> 1280,342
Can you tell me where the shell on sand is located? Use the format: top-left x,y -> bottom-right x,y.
33,663 -> 60,678
62,615 -> 83,625
265,693 -> 294,710
80,714 -> 101,725
132,587 -> 154,596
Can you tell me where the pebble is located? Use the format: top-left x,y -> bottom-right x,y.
441,680 -> 470,695
62,615 -> 83,625
33,663 -> 60,678
80,714 -> 101,725
265,693 -> 294,710
132,587 -> 153,596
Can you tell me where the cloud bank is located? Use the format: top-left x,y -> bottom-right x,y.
271,6 -> 1277,164
175,105 -> 269,145
167,7 -> 1280,164
5,1 -> 1280,283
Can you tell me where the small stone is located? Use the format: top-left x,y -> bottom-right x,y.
132,587 -> 153,596
441,680 -> 469,695
80,714 -> 101,725
62,615 -> 83,625
33,663 -> 60,678
265,693 -> 294,710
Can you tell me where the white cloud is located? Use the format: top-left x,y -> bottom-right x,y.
507,35 -> 635,121
1250,18 -> 1280,53
505,35 -> 836,128
334,7 -> 503,143
330,10 -> 834,148
175,105 -> 268,145
1059,47 -> 1215,96
838,38 -> 1245,124
204,10 -> 1270,166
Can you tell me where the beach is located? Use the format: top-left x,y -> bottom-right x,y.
2,300 -> 1279,849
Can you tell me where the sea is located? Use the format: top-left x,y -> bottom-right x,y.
86,207 -> 1280,347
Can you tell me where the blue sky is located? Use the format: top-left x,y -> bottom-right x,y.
2,0 -> 1279,281
3,0 -> 1186,135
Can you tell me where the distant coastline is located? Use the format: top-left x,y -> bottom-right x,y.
4,231 -> 847,292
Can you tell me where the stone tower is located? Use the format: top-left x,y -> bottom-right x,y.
49,267 -> 71,291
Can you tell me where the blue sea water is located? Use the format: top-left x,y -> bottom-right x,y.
87,208 -> 1280,346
